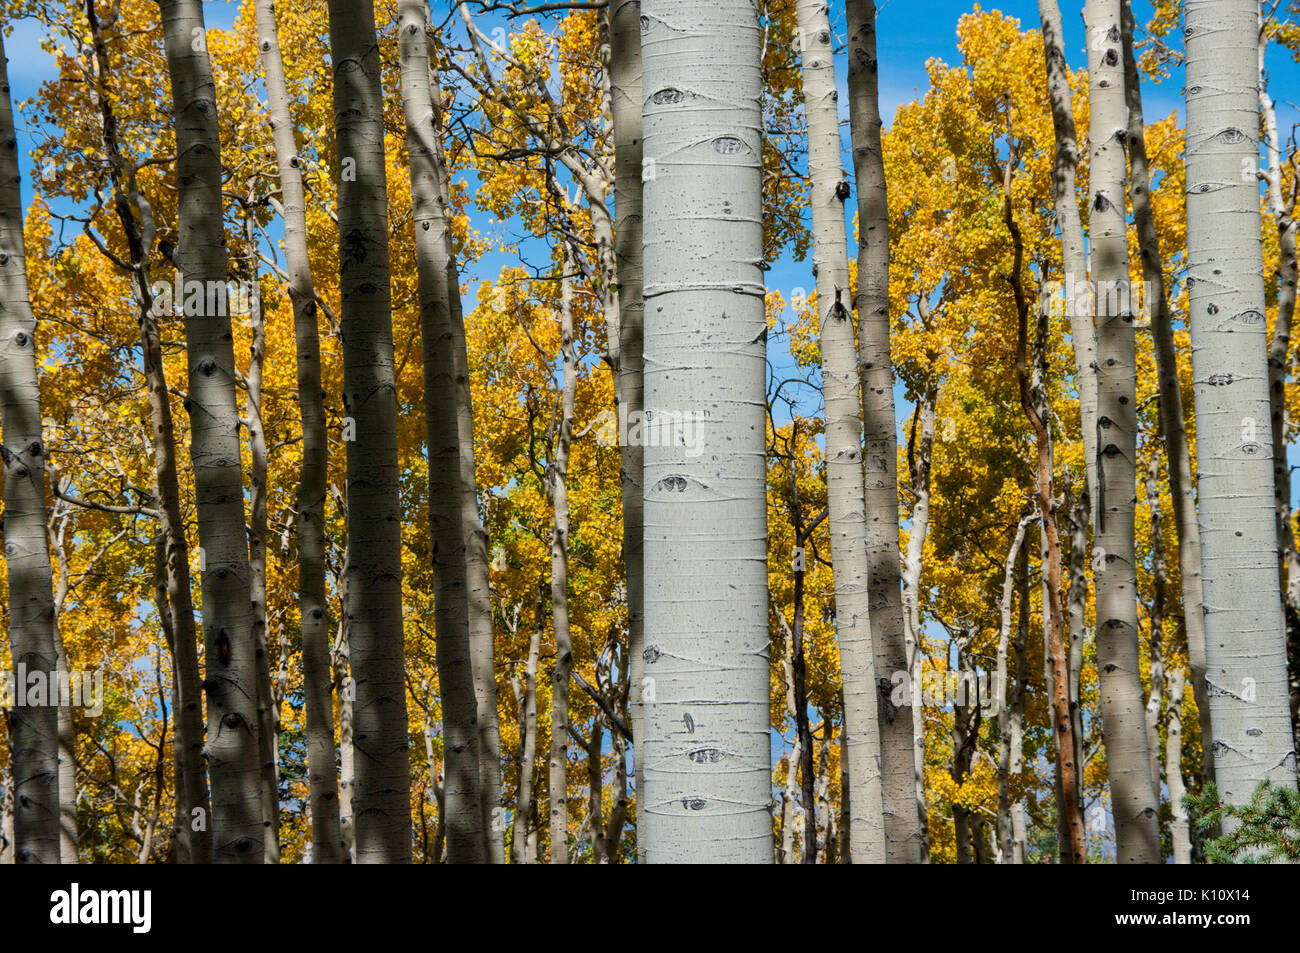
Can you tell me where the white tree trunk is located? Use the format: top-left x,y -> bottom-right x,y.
1184,0 -> 1300,814
160,0 -> 264,863
610,0 -> 646,864
1119,0 -> 1216,789
1085,0 -> 1161,863
397,0 -> 486,863
797,0 -> 885,863
639,0 -> 772,863
845,0 -> 922,861
0,31 -> 61,864
253,0 -> 343,862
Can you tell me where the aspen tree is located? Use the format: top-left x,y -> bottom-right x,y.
639,0 -> 772,863
796,0 -> 884,863
253,0 -> 344,863
396,0 -> 485,863
1085,0 -> 1161,863
326,0 -> 412,862
1184,0 -> 1299,817
159,0 -> 263,862
609,0 -> 645,858
845,0 -> 923,861
1119,0 -> 1214,786
0,28 -> 61,865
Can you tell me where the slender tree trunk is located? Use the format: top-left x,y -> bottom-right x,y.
1167,664 -> 1193,863
950,632 -> 979,864
512,582 -> 544,864
253,0 -> 343,863
1120,0 -> 1215,788
1003,137 -> 1087,863
779,627 -> 802,864
845,0 -> 921,863
1144,453 -> 1168,848
81,0 -> 212,864
1185,0 -> 1299,814
797,0 -> 884,864
996,515 -> 1035,863
325,0 -> 411,862
1037,0 -> 1099,498
1259,21 -> 1300,609
242,246 -> 279,864
639,0 -> 771,863
547,248 -> 577,864
159,0 -> 263,863
1039,3 -> 1098,811
0,35 -> 60,863
1011,545 -> 1030,862
332,552 -> 356,862
609,0 -> 645,865
902,381 -> 936,860
1085,0 -> 1162,863
397,0 -> 485,863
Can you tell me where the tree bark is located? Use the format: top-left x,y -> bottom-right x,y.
547,245 -> 577,864
639,0 -> 772,863
901,381 -> 935,861
513,583 -> 545,864
1258,18 -> 1300,611
0,32 -> 61,864
1184,0 -> 1299,815
326,0 -> 411,862
797,0 -> 885,864
609,0 -> 645,864
253,0 -> 343,863
845,0 -> 922,863
1120,0 -> 1215,789
159,0 -> 263,863
1085,0 -> 1162,863
397,0 -> 485,863
996,514 -> 1035,863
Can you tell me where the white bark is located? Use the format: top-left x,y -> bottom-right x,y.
253,0 -> 343,862
1085,0 -> 1161,863
0,31 -> 61,863
326,0 -> 411,862
845,0 -> 922,861
1184,0 -> 1299,813
797,0 -> 884,863
639,0 -> 772,863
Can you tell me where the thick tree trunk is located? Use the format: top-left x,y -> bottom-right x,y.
547,248 -> 577,864
326,0 -> 411,862
159,0 -> 263,863
1085,0 -> 1161,863
609,0 -> 645,864
0,34 -> 60,864
1184,0 -> 1299,814
639,0 -> 771,863
397,0 -> 485,863
797,0 -> 885,863
253,0 -> 343,863
845,0 -> 922,862
1120,0 -> 1215,788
